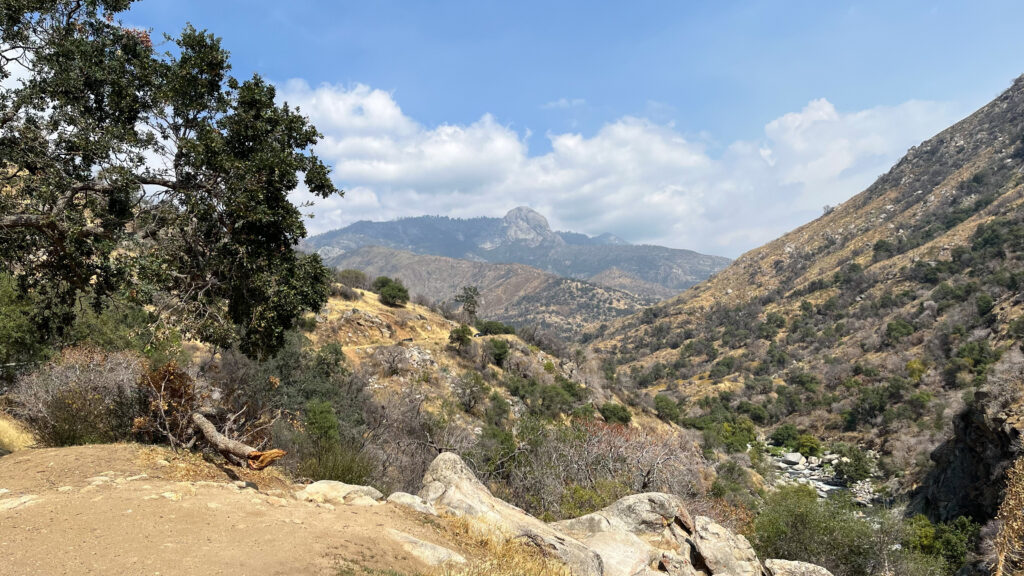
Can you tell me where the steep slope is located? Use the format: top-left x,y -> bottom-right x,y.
594,76 -> 1024,508
326,246 -> 653,337
302,207 -> 730,300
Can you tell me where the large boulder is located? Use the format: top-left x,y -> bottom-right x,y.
386,491 -> 437,516
689,516 -> 762,576
418,452 -> 603,576
554,493 -> 694,537
765,558 -> 834,576
295,480 -> 383,505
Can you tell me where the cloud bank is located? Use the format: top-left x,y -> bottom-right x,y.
281,79 -> 960,257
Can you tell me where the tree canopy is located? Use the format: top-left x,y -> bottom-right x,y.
0,1 -> 341,358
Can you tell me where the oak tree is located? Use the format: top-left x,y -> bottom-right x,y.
0,1 -> 341,357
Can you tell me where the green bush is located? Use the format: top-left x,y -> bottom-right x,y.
377,279 -> 409,307
752,486 -> 873,576
653,394 -> 680,422
448,324 -> 473,350
795,434 -> 821,457
904,514 -> 979,572
599,402 -> 632,425
296,400 -> 373,484
488,338 -> 511,367
885,318 -> 915,344
558,480 -> 630,519
832,444 -> 872,483
770,423 -> 800,447
476,320 -> 516,335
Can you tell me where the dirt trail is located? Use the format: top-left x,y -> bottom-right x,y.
0,444 -> 458,576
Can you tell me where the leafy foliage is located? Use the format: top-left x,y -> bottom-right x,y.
0,3 -> 341,358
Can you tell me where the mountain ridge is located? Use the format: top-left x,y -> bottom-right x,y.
301,206 -> 730,300
590,75 -> 1024,523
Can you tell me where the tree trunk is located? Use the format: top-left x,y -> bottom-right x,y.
190,413 -> 286,470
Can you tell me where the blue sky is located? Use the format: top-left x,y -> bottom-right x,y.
127,1 -> 1024,256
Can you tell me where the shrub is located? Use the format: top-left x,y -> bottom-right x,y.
11,348 -> 147,446
886,318 -> 916,344
378,279 -> 409,307
448,324 -> 473,350
476,320 -> 516,335
558,480 -> 631,519
752,486 -> 873,576
904,514 -> 980,572
599,402 -> 632,425
832,444 -> 872,483
795,434 -> 822,457
770,423 -> 800,448
454,371 -> 488,412
330,283 -> 361,301
654,394 -> 680,423
488,338 -> 511,367
296,400 -> 373,484
335,269 -> 368,289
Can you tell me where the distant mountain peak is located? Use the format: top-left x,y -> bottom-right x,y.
496,206 -> 563,248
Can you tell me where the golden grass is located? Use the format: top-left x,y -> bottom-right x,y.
432,516 -> 571,576
0,412 -> 34,453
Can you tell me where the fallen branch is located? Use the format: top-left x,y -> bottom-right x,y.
190,412 -> 286,470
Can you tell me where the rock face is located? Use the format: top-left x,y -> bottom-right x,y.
494,206 -> 564,248
418,452 -> 833,576
916,349 -> 1024,522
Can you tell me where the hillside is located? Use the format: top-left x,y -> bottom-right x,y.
326,246 -> 653,337
593,76 -> 1024,514
302,207 -> 730,300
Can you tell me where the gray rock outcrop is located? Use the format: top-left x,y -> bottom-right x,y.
418,452 -> 603,576
418,452 -> 833,576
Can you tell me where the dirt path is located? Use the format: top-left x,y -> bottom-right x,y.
0,444 -> 459,576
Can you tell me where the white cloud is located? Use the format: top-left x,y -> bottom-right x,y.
282,80 -> 961,257
542,97 -> 586,110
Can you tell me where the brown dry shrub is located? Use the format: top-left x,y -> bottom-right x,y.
11,348 -> 147,446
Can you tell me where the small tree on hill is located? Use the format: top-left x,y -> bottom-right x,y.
377,279 -> 409,307
448,324 -> 473,351
455,285 -> 481,320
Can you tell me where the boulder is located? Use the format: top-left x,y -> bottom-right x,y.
418,453 -> 602,576
577,530 -> 653,576
765,558 -> 835,576
294,480 -> 383,505
387,491 -> 437,516
781,453 -> 806,466
554,492 -> 694,537
690,516 -> 761,576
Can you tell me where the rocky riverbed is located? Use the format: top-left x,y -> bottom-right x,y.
768,450 -> 877,506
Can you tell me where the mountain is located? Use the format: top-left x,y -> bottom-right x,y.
326,245 -> 653,337
301,206 -> 730,300
593,76 -> 1024,518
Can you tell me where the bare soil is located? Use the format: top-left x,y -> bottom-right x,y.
0,444 -> 459,576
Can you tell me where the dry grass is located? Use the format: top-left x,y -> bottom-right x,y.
432,516 -> 571,576
0,412 -> 34,453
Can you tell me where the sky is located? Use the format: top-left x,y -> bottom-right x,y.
125,0 -> 1024,257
